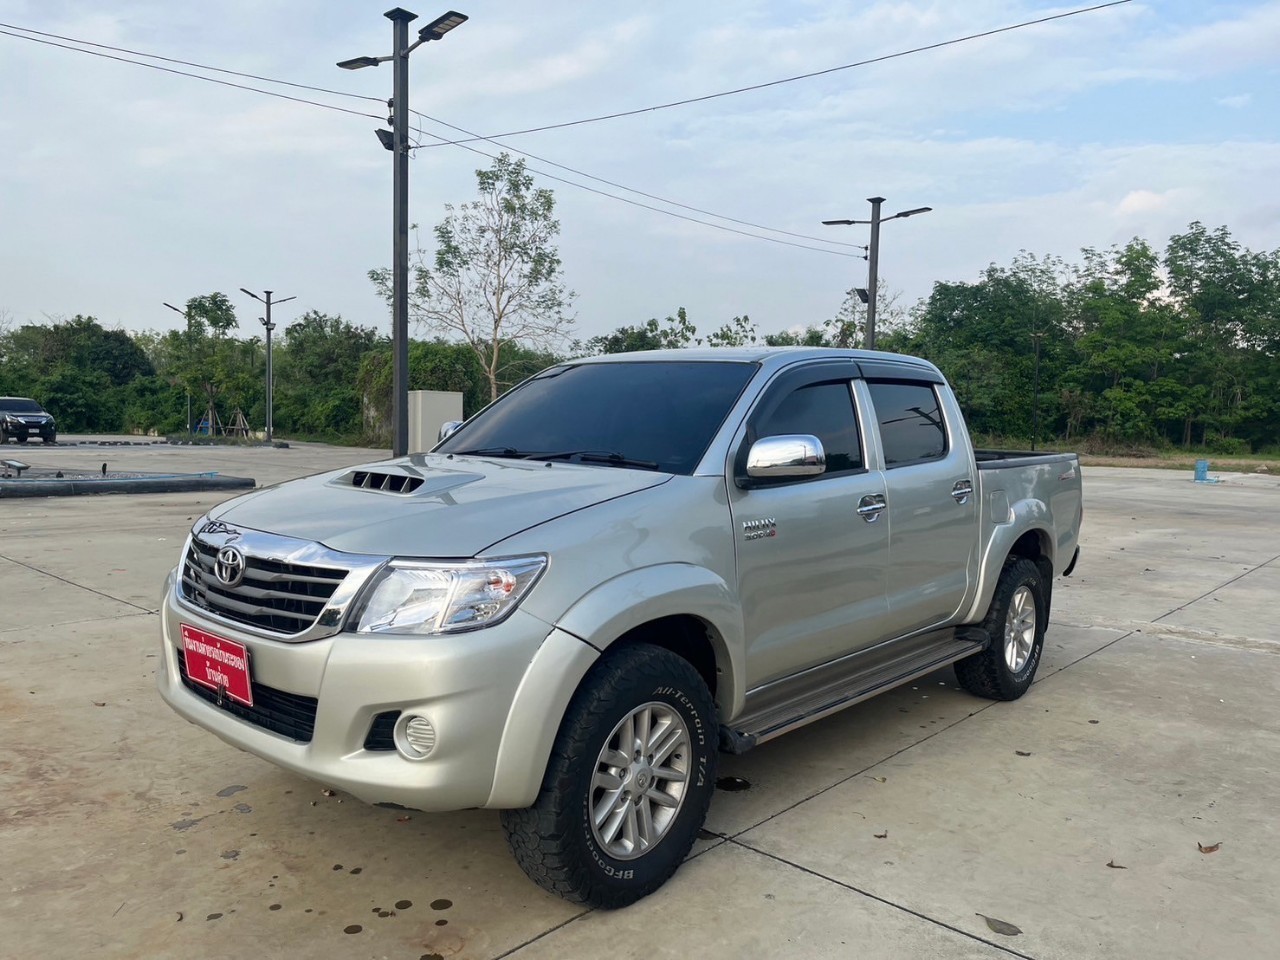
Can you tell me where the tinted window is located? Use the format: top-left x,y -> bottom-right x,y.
755,381 -> 862,474
436,361 -> 755,475
0,398 -> 44,413
868,381 -> 948,466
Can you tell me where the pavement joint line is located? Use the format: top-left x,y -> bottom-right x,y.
0,551 -> 153,613
721,625 -> 1140,849
0,609 -> 154,638
1152,552 -> 1280,624
1033,630 -> 1136,680
723,700 -> 1001,845
728,839 -> 1042,960
489,908 -> 593,960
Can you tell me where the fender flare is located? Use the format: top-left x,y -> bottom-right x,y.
485,564 -> 744,809
961,498 -> 1055,625
555,563 -> 744,717
486,627 -> 599,808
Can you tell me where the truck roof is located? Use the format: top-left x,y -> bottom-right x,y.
575,346 -> 945,377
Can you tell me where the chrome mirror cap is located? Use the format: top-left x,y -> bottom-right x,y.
437,420 -> 464,442
746,434 -> 826,479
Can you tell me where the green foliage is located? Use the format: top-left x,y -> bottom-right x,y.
578,307 -> 761,354
576,308 -> 697,354
2,222 -> 1277,452
764,325 -> 831,347
272,311 -> 383,438
899,229 -> 1280,450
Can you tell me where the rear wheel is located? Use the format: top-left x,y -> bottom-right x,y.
954,557 -> 1046,701
501,643 -> 718,908
15,434 -> 28,444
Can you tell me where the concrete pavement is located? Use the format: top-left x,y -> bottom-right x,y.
2,449 -> 1277,960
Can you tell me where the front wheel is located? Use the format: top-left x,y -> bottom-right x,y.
954,557 -> 1046,701
501,643 -> 718,908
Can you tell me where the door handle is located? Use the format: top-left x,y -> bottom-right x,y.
951,479 -> 973,504
857,494 -> 887,522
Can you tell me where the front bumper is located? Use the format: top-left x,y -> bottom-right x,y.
156,571 -> 563,811
2,420 -> 54,439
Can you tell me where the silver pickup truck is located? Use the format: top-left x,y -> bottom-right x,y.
157,347 -> 1082,907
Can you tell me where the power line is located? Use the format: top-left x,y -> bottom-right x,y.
0,20 -> 862,255
0,21 -> 385,104
409,127 -> 864,259
0,27 -> 383,120
420,0 -> 1134,147
410,107 -> 869,249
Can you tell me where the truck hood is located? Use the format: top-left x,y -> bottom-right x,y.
208,453 -> 671,558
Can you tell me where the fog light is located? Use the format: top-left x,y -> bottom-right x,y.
395,714 -> 437,760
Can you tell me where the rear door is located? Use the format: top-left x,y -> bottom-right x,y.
728,363 -> 892,688
863,378 -> 978,635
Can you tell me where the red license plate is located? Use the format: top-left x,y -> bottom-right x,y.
181,624 -> 254,707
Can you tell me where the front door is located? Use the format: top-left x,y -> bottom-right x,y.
728,368 -> 892,689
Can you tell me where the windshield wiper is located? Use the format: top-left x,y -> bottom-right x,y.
449,446 -> 532,459
530,450 -> 661,471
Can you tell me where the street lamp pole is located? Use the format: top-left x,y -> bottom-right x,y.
823,198 -> 932,350
240,288 -> 295,443
340,8 -> 468,457
1031,331 -> 1044,452
162,301 -> 193,433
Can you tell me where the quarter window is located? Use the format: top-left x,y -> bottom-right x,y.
754,381 -> 862,474
867,381 -> 948,466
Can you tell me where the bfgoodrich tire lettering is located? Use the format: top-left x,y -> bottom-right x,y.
500,643 -> 718,908
954,557 -> 1046,701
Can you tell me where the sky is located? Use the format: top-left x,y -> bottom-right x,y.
0,1 -> 1277,345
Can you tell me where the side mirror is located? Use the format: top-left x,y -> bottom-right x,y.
742,434 -> 826,485
437,420 -> 464,442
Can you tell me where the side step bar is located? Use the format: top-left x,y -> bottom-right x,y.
719,631 -> 988,755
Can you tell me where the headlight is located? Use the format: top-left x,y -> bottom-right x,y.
353,555 -> 546,635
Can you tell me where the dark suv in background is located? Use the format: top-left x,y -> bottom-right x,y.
0,397 -> 57,444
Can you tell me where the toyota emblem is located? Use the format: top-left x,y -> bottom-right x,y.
214,546 -> 247,588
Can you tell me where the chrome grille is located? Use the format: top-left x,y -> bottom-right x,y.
181,535 -> 348,635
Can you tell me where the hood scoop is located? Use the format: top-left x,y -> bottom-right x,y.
335,466 -> 483,497
346,469 -> 424,494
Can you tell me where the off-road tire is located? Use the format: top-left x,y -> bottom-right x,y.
500,643 -> 718,908
954,557 -> 1046,701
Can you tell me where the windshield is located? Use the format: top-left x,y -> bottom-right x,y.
437,361 -> 756,475
1,398 -> 45,414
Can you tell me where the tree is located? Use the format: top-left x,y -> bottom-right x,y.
702,314 -> 757,347
577,308 -> 697,355
372,153 -> 576,401
169,292 -> 249,433
273,311 -> 382,437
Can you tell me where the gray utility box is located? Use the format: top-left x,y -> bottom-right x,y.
408,390 -> 464,453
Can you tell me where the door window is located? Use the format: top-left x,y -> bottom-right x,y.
754,381 -> 863,475
867,381 -> 948,466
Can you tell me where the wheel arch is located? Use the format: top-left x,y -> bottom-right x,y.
486,565 -> 743,809
963,506 -> 1055,625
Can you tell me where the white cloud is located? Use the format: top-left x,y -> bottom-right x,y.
1116,189 -> 1172,216
0,0 -> 1278,343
